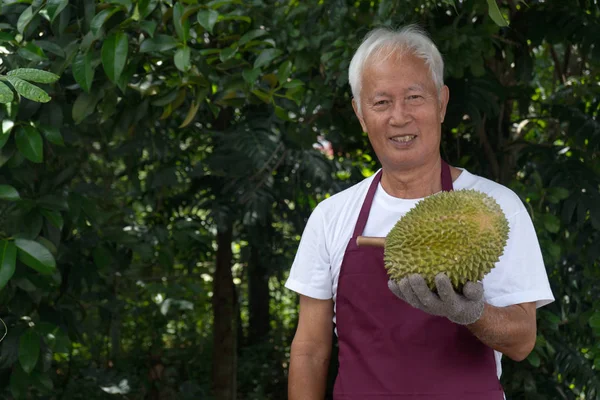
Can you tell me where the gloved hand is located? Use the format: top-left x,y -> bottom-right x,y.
388,273 -> 485,325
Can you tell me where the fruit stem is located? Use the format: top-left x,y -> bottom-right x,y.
356,236 -> 385,247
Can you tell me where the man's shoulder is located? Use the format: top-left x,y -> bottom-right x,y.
455,169 -> 526,217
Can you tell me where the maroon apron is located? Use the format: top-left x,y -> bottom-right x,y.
333,161 -> 504,399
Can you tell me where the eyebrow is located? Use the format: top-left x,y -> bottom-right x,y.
406,84 -> 425,92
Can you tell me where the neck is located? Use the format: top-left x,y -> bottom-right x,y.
380,158 -> 444,199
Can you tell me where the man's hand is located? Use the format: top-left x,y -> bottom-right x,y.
388,273 -> 484,325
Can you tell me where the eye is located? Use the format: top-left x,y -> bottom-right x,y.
374,100 -> 389,106
406,95 -> 425,104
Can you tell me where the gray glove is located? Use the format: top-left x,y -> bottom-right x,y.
388,273 -> 485,325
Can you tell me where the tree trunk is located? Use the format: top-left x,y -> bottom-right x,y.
248,244 -> 271,345
212,224 -> 237,400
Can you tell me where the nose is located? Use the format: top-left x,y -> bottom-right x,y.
389,102 -> 412,127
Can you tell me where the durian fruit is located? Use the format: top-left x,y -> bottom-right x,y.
357,189 -> 509,290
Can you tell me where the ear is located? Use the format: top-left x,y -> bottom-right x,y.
352,98 -> 368,133
439,85 -> 450,123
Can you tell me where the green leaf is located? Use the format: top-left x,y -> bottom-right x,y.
37,237 -> 57,256
15,238 -> 56,275
138,0 -> 158,19
207,0 -> 242,8
242,68 -> 261,85
542,214 -> 561,233
10,365 -> 29,398
254,49 -> 282,69
19,330 -> 40,374
0,185 -> 20,201
173,3 -> 190,42
117,56 -> 138,93
72,91 -> 100,124
0,132 -> 9,151
34,40 -> 66,58
7,69 -> 59,84
15,126 -> 43,163
17,43 -> 48,62
0,148 -> 15,167
90,8 -> 120,36
31,370 -> 53,391
0,240 -> 17,290
174,47 -> 191,72
219,46 -> 238,62
72,51 -> 94,92
283,79 -> 303,89
139,20 -> 157,37
547,187 -> 570,203
590,313 -> 600,329
46,0 -> 69,22
275,106 -> 292,121
108,0 -> 132,9
40,209 -> 63,229
39,125 -> 64,146
44,326 -> 70,354
239,29 -> 267,46
38,194 -> 69,211
139,35 -> 178,52
285,85 -> 304,106
0,121 -> 12,149
277,60 -> 293,84
486,0 -> 509,27
17,6 -> 35,34
102,32 -> 128,83
179,97 -> 202,128
442,0 -> 457,13
0,82 -> 13,104
0,32 -> 15,43
251,89 -> 271,103
218,15 -> 251,23
151,89 -> 179,106
526,351 -> 541,367
197,9 -> 219,34
6,77 -> 51,103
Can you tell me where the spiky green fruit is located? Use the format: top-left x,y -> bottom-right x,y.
384,189 -> 509,290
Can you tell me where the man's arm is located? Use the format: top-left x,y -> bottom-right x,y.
288,294 -> 334,400
466,302 -> 537,361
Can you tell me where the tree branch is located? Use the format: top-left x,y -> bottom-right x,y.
563,44 -> 571,78
549,45 -> 566,84
476,115 -> 501,181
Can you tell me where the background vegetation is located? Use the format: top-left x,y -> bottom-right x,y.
0,0 -> 598,399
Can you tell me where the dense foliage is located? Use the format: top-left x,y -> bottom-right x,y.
0,0 -> 598,399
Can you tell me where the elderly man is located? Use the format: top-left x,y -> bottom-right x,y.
285,25 -> 555,399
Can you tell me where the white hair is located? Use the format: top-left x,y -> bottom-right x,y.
348,25 -> 445,114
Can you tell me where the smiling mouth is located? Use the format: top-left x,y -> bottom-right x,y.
390,135 -> 417,143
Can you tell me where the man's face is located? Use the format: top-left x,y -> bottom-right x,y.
353,51 -> 449,171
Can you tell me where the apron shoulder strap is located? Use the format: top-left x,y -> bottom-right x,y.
352,170 -> 382,238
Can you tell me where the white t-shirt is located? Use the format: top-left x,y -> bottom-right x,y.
285,168 -> 555,379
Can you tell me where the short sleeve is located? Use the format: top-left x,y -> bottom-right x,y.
483,209 -> 555,309
284,206 -> 333,300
